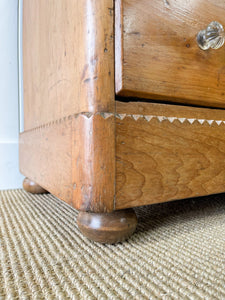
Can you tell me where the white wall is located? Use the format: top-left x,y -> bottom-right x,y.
0,0 -> 24,190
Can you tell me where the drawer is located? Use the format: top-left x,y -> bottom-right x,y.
115,0 -> 225,108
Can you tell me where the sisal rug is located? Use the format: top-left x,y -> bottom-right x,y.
0,189 -> 224,299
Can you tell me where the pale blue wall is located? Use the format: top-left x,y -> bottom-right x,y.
0,0 -> 24,189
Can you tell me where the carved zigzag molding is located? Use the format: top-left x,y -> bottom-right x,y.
115,113 -> 225,126
22,112 -> 225,133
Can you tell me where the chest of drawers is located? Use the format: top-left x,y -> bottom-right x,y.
20,0 -> 225,243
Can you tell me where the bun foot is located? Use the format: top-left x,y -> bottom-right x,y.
77,209 -> 137,244
23,177 -> 48,194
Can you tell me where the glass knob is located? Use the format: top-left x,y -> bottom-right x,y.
197,21 -> 225,50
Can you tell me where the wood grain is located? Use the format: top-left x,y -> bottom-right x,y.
23,0 -> 115,131
20,113 -> 115,213
116,0 -> 225,108
72,113 -> 115,213
115,101 -> 225,209
20,117 -> 74,204
21,101 -> 225,212
21,0 -> 225,219
21,0 -> 116,213
77,209 -> 137,244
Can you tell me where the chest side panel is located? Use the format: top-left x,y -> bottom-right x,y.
23,0 -> 114,130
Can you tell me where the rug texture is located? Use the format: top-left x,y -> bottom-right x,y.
0,189 -> 224,300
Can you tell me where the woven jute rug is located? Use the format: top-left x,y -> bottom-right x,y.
0,190 -> 225,299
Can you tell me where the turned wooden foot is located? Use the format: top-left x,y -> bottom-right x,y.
23,177 -> 48,194
77,209 -> 137,244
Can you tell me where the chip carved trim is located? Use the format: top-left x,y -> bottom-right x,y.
22,112 -> 115,133
21,112 -> 225,133
116,113 -> 225,126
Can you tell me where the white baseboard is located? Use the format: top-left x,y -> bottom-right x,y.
0,141 -> 24,190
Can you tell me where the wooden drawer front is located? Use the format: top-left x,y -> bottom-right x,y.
115,0 -> 225,108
